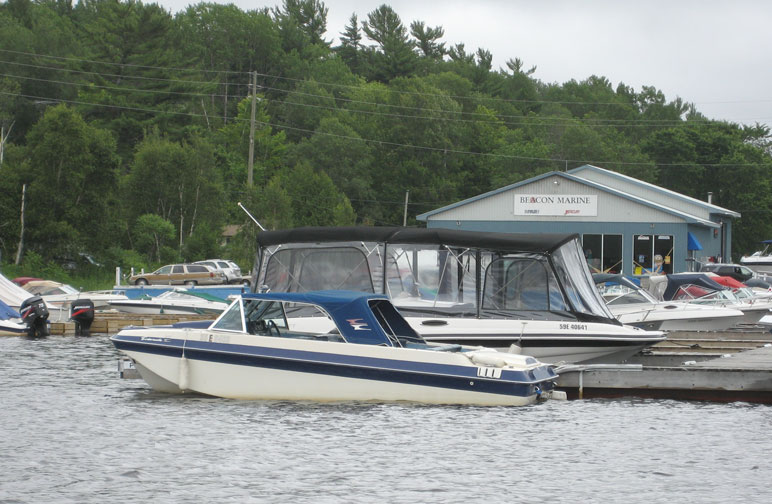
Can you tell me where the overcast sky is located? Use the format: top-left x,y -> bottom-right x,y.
156,0 -> 772,126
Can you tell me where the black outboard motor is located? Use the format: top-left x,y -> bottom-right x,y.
19,296 -> 50,338
70,299 -> 95,336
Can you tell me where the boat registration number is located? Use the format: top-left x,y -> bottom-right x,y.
477,367 -> 502,379
559,323 -> 588,330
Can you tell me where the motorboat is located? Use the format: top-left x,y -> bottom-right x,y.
107,288 -> 228,316
20,279 -> 128,311
110,291 -> 561,406
646,273 -> 771,325
740,240 -> 772,275
593,273 -> 744,331
1,299 -> 28,336
253,226 -> 665,364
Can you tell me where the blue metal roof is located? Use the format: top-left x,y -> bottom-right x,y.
242,290 -> 419,346
568,164 -> 740,218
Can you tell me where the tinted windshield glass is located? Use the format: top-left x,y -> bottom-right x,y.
264,247 -> 375,293
482,255 -> 567,311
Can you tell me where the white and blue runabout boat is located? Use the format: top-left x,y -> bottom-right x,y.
110,291 -> 561,406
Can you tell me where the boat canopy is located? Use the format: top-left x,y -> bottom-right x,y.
241,290 -> 422,346
711,276 -> 746,289
257,226 -> 577,254
593,273 -> 641,289
255,226 -> 617,324
662,274 -> 728,301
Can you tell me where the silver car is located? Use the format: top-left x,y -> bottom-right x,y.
194,259 -> 243,284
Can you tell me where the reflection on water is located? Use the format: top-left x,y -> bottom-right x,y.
1,335 -> 771,503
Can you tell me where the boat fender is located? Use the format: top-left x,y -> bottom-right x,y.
469,351 -> 507,368
508,344 -> 522,354
178,355 -> 190,390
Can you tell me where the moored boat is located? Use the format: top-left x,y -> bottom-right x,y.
111,291 -> 561,406
254,226 -> 665,364
594,273 -> 745,331
107,288 -> 228,315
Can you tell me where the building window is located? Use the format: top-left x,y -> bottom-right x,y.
633,234 -> 673,275
582,234 -> 622,274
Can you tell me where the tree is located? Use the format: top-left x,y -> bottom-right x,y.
336,13 -> 362,72
410,20 -> 445,59
361,4 -> 417,81
133,213 -> 175,263
14,104 -> 120,260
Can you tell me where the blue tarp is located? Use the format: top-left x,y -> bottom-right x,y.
1,299 -> 21,320
687,232 -> 703,251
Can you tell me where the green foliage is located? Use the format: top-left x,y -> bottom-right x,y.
0,0 -> 770,272
133,213 -> 175,263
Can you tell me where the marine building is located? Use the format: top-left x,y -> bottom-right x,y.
416,164 -> 739,276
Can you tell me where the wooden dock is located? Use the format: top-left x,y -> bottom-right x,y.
49,311 -> 214,335
556,328 -> 772,403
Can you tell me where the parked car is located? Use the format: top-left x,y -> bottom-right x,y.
194,259 -> 243,284
128,263 -> 226,286
699,263 -> 755,283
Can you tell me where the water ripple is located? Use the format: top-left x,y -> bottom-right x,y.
1,335 -> 772,503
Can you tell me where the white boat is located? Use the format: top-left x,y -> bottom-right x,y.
646,273 -> 772,325
1,299 -> 27,336
107,289 -> 228,316
740,240 -> 772,275
21,279 -> 128,311
593,274 -> 744,331
254,227 -> 665,364
111,291 -> 562,406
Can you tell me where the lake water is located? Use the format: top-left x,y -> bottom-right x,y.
1,334 -> 771,503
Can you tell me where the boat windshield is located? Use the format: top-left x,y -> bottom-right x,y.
597,283 -> 656,305
263,246 -> 377,293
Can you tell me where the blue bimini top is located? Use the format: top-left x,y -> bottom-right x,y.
242,290 -> 422,347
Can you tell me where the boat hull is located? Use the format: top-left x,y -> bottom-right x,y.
405,317 -> 665,365
108,301 -> 224,316
111,328 -> 557,406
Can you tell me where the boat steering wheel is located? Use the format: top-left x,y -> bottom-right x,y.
266,319 -> 281,337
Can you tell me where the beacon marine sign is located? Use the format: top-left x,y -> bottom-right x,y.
514,194 -> 598,217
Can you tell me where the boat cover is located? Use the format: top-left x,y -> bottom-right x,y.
256,226 -> 578,254
592,273 -> 641,289
711,276 -> 746,289
1,299 -> 21,320
662,274 -> 728,301
243,290 -> 420,346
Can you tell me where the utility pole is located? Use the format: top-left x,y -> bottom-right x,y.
15,183 -> 26,265
403,190 -> 409,226
247,71 -> 257,187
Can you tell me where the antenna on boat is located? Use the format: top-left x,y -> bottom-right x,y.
238,202 -> 266,231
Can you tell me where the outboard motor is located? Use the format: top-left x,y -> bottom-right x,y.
70,299 -> 95,336
19,296 -> 50,338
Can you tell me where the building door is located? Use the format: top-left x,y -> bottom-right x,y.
633,234 -> 673,275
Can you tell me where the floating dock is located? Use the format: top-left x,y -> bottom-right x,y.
556,328 -> 772,403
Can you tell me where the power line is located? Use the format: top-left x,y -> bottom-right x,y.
3,90 -> 769,168
4,65 -> 755,130
6,48 -> 772,117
